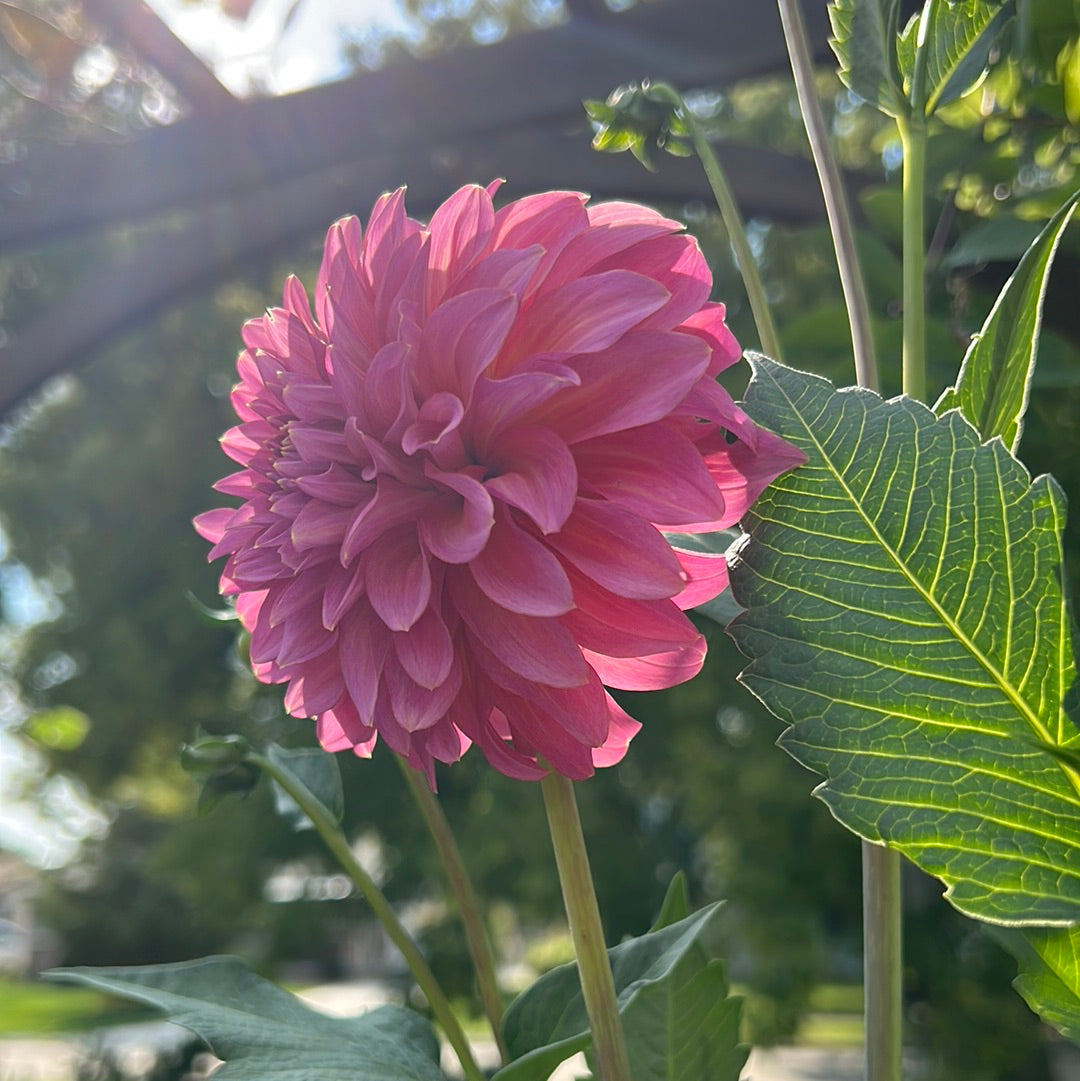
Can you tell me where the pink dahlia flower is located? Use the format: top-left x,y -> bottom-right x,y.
196,182 -> 803,784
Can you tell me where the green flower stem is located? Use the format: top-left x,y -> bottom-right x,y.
398,757 -> 508,1062
540,771 -> 632,1081
776,0 -> 880,393
863,843 -> 903,1081
898,115 -> 928,403
248,752 -> 486,1081
646,82 -> 784,363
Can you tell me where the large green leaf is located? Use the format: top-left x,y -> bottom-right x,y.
898,0 -> 1014,114
495,904 -> 746,1081
728,356 -> 1080,925
936,194 -> 1079,452
992,925 -> 1080,1045
48,956 -> 446,1081
829,0 -> 907,117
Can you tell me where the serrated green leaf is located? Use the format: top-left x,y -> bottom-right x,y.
496,905 -> 745,1081
266,743 -> 344,829
728,356 -> 1080,925
47,956 -> 446,1081
991,925 -> 1080,1044
906,0 -> 1015,114
829,0 -> 907,117
935,193 -> 1079,451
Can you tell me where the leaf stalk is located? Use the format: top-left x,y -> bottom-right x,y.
398,757 -> 509,1062
541,771 -> 632,1081
248,752 -> 486,1081
646,81 -> 785,363
776,0 -> 880,392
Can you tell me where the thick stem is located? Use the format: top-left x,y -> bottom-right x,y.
863,843 -> 903,1081
250,753 -> 486,1081
647,82 -> 784,362
540,772 -> 632,1081
776,0 -> 880,392
398,758 -> 508,1062
899,116 -> 928,402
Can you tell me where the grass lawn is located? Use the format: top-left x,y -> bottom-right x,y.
0,977 -> 151,1036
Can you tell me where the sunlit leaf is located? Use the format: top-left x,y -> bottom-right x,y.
48,957 -> 446,1081
729,356 -> 1080,925
992,924 -> 1080,1044
899,0 -> 1015,114
496,904 -> 745,1081
22,706 -> 90,751
936,192 -> 1079,451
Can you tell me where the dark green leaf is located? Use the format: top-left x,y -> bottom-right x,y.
267,742 -> 344,829
651,872 -> 692,931
47,956 -> 446,1081
829,0 -> 907,117
940,216 -> 1043,269
496,905 -> 746,1081
936,193 -> 1079,451
729,356 -> 1080,925
991,925 -> 1080,1044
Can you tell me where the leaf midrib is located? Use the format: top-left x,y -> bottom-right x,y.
763,368 -> 1058,752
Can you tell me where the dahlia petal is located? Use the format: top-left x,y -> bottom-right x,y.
363,341 -> 415,440
279,607 -> 337,668
453,245 -> 545,298
605,234 -> 711,332
295,463 -> 369,506
365,527 -> 431,632
670,546 -> 730,610
503,270 -> 670,362
387,654 -> 462,732
283,649 -> 345,716
234,590 -> 267,633
393,605 -> 454,689
583,637 -> 706,690
500,694 -> 595,779
420,289 -> 518,400
573,424 -> 725,526
534,331 -> 708,444
591,695 -> 642,768
491,191 -> 589,297
269,566 -> 330,627
212,470 -> 257,498
362,188 -> 415,279
282,382 -> 345,424
321,560 -> 366,631
290,499 -> 353,550
315,710 -> 355,752
419,468 -> 494,564
282,274 -> 319,336
469,508 -> 573,616
471,363 -> 580,440
679,303 -> 742,375
563,579 -> 699,658
544,206 -> 680,290
483,425 -> 577,534
450,569 -> 589,688
706,425 -> 808,527
194,507 -> 233,545
340,604 -> 392,724
401,392 -> 464,456
326,344 -> 368,417
426,184 -> 495,310
550,500 -> 684,600
341,478 -> 430,564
